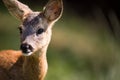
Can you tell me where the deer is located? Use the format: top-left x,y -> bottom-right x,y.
0,0 -> 63,80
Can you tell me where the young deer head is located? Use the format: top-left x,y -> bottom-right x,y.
3,0 -> 63,56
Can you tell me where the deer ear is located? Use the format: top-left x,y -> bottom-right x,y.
2,0 -> 32,21
43,0 -> 63,21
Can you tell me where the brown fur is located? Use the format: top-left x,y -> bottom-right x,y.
0,50 -> 47,80
0,50 -> 23,80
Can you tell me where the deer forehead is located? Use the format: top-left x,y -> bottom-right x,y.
22,12 -> 48,29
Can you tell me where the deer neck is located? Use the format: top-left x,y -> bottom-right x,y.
23,47 -> 48,80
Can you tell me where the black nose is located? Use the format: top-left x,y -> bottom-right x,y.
20,43 -> 33,53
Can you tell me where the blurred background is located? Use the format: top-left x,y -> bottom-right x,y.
0,0 -> 120,80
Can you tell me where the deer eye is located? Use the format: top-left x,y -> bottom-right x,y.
18,27 -> 23,34
36,28 -> 44,35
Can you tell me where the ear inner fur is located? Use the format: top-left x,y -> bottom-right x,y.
3,0 -> 32,20
43,0 -> 63,21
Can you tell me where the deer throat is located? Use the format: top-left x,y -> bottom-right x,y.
23,50 -> 48,80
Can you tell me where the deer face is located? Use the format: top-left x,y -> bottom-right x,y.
3,0 -> 63,56
20,12 -> 52,56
